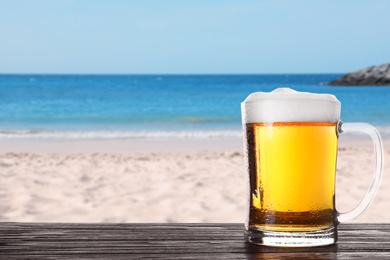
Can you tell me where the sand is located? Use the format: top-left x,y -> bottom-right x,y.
0,136 -> 388,223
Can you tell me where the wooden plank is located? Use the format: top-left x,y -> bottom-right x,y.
3,253 -> 390,260
0,223 -> 389,258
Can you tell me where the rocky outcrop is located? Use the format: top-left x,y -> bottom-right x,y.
329,63 -> 390,86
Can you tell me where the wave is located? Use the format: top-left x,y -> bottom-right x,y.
0,129 -> 243,140
1,125 -> 389,140
373,126 -> 390,134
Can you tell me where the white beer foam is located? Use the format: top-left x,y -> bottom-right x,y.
241,88 -> 341,123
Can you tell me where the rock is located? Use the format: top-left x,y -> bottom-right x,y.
329,63 -> 390,86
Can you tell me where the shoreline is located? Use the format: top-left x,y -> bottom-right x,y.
0,137 -> 244,153
0,134 -> 388,153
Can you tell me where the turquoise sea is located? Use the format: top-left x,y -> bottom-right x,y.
0,74 -> 389,139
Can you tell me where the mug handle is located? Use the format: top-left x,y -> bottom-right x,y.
336,121 -> 384,223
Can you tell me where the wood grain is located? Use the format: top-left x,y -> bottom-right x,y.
0,223 -> 389,259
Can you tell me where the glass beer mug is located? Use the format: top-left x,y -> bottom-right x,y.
241,88 -> 383,247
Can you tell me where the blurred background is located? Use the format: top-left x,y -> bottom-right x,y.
0,0 -> 388,223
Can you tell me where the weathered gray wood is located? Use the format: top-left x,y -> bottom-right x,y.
0,223 -> 389,259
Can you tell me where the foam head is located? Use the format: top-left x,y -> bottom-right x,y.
241,88 -> 341,124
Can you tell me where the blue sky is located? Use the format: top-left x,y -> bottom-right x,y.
0,0 -> 389,74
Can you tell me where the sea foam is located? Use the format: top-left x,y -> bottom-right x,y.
0,130 -> 243,140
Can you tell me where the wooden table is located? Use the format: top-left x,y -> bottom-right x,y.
0,223 -> 389,259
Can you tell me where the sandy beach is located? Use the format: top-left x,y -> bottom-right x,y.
0,136 -> 388,223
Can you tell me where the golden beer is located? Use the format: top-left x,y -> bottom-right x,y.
242,88 -> 383,247
244,122 -> 338,232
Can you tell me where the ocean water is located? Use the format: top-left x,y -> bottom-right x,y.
0,74 -> 389,139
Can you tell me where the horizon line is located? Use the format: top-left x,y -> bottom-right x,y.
0,72 -> 346,76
